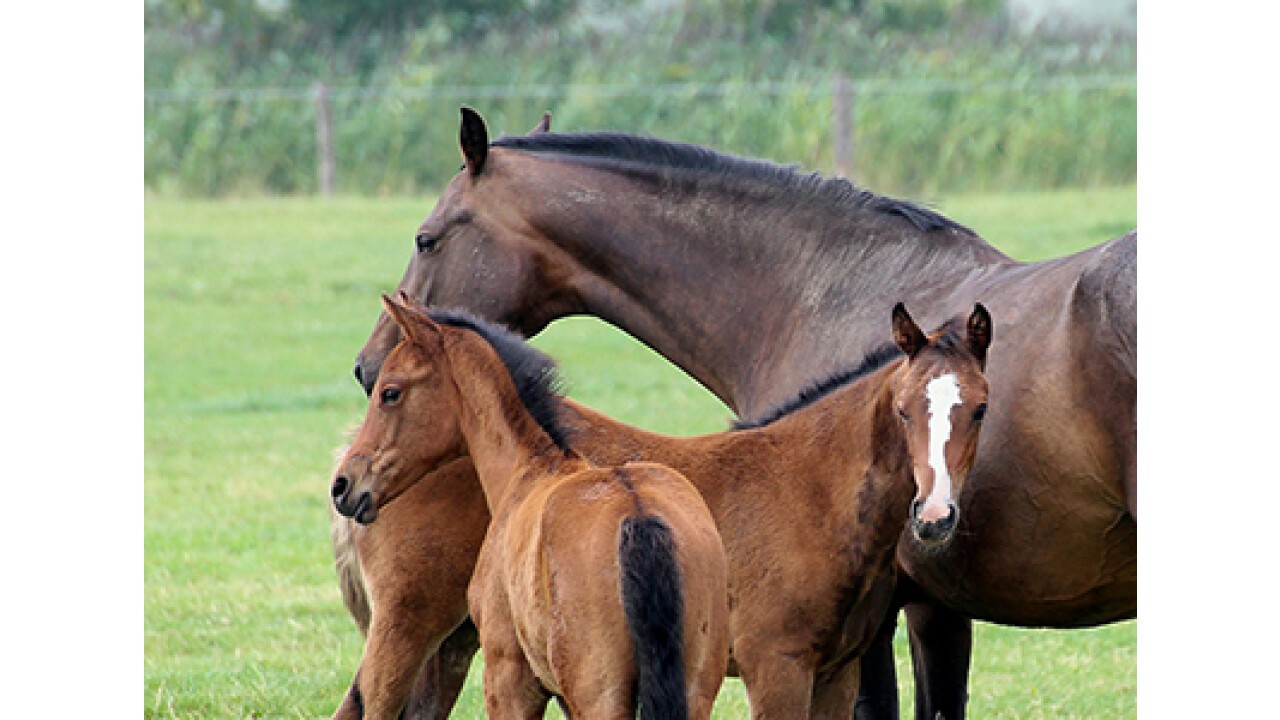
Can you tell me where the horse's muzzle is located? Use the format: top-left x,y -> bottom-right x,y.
332,475 -> 379,525
910,500 -> 958,546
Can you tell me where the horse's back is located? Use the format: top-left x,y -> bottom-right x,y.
1076,229 -> 1136,378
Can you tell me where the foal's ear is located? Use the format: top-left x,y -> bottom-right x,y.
892,302 -> 927,357
966,303 -> 992,366
382,292 -> 439,346
459,106 -> 489,176
529,111 -> 552,134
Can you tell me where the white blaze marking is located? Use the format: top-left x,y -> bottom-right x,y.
924,373 -> 963,509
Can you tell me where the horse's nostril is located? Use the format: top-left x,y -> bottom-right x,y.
934,504 -> 958,533
331,476 -> 349,500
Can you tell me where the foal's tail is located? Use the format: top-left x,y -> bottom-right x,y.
619,515 -> 688,720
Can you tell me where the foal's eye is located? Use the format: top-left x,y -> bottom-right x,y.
415,233 -> 440,254
380,387 -> 402,405
973,403 -> 988,422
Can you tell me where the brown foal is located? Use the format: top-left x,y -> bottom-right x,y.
332,294 -> 992,719
333,294 -> 730,719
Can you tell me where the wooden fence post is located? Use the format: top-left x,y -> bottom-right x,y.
313,82 -> 335,197
833,75 -> 854,181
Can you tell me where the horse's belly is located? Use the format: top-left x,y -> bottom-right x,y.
898,474 -> 1136,627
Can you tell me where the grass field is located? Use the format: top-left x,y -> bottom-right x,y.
144,185 -> 1137,718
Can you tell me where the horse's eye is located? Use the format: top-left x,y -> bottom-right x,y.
897,407 -> 909,423
416,233 -> 440,254
380,387 -> 402,405
974,403 -> 988,422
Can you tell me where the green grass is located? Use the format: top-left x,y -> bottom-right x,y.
145,186 -> 1136,718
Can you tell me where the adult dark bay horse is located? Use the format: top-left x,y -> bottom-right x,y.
342,109 -> 1136,719
336,293 -> 991,719
335,295 -> 730,719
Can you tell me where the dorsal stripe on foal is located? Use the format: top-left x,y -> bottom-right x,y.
426,307 -> 574,451
733,343 -> 904,430
491,132 -> 972,234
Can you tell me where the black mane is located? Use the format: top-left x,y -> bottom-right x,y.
734,314 -> 980,430
427,308 -> 574,451
733,343 -> 904,431
491,131 -> 970,234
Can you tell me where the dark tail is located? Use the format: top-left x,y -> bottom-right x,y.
619,515 -> 688,720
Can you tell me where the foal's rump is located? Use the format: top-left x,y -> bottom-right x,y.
540,462 -> 728,718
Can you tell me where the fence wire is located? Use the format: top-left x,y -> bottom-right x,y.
144,75 -> 1135,103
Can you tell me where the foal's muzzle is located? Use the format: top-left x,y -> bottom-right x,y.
332,474 -> 378,525
910,499 -> 958,546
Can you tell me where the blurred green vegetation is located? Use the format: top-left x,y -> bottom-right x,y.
144,0 -> 1135,197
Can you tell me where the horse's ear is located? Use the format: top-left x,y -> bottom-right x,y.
382,292 -> 439,346
892,302 -> 927,357
529,111 -> 551,134
966,303 -> 992,367
459,106 -> 489,176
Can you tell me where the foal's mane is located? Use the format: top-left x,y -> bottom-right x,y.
733,343 -> 904,430
427,307 -> 574,451
492,131 -> 971,234
733,316 -> 976,430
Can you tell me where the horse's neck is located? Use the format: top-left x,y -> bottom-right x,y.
854,381 -> 919,546
766,374 -> 917,552
536,176 -> 1006,417
448,360 -> 573,517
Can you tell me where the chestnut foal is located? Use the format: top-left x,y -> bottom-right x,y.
333,294 -> 729,719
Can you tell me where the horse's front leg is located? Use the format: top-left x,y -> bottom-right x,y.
904,602 -> 972,720
333,603 -> 453,720
733,634 -> 817,719
400,619 -> 481,720
853,610 -> 901,720
810,657 -> 862,720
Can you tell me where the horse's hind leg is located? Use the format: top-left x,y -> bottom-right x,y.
904,602 -> 972,720
481,637 -> 551,720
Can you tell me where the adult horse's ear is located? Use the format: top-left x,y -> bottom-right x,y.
966,303 -> 993,367
529,111 -> 551,134
892,302 -> 927,357
459,106 -> 488,176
